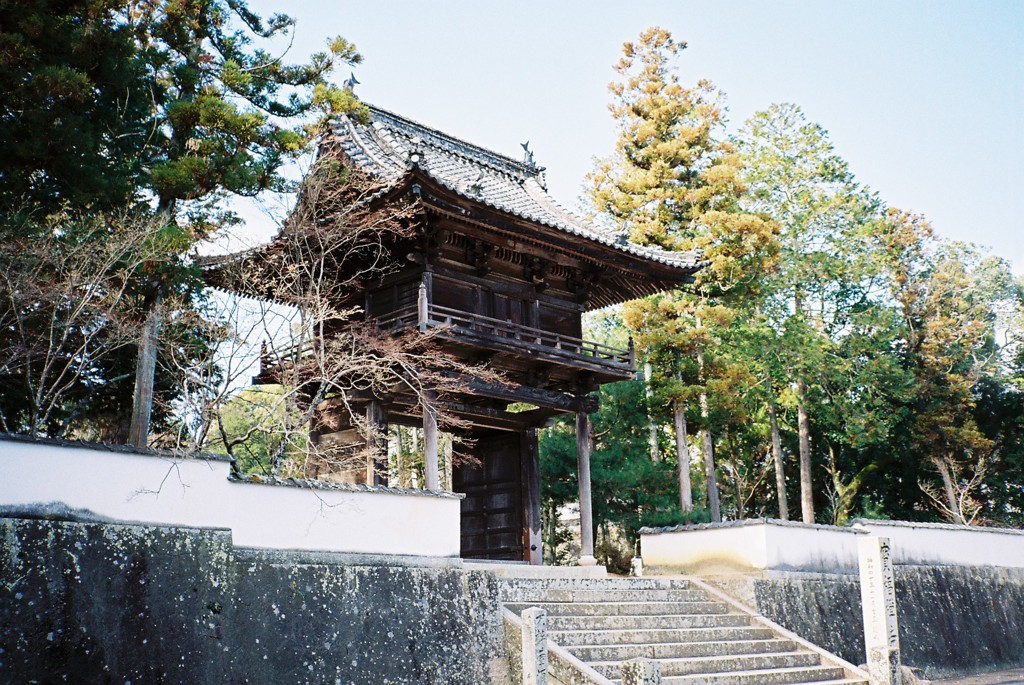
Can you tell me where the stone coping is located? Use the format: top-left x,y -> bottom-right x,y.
0,432 -> 232,462
0,508 -> 233,532
640,517 -> 865,536
227,473 -> 464,499
851,518 -> 1024,536
234,546 -> 463,567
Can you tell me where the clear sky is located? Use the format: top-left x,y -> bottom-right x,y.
242,0 -> 1023,274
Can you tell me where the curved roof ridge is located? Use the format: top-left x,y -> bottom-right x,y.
334,115 -> 405,180
364,103 -> 541,180
522,178 -> 614,239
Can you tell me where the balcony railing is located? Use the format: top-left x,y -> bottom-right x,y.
259,302 -> 634,382
414,304 -> 632,368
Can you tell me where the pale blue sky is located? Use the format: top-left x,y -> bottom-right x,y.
242,0 -> 1023,273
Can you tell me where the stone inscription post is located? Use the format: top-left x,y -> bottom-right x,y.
621,657 -> 661,685
858,535 -> 903,685
521,607 -> 548,685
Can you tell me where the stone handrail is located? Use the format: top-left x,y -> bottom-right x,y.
501,606 -> 613,685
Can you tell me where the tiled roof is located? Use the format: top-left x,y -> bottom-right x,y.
332,104 -> 701,271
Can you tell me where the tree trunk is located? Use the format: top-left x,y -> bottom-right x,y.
395,426 -> 409,488
767,399 -> 789,520
694,323 -> 721,523
700,424 -> 720,522
128,295 -> 162,448
673,399 -> 693,513
644,362 -> 660,462
796,377 -> 814,524
543,502 -> 557,565
423,392 -> 439,490
935,456 -> 965,525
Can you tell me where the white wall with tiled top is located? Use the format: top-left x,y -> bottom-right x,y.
0,438 -> 461,559
641,517 -> 1024,573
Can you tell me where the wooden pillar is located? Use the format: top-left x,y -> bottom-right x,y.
417,282 -> 429,332
521,429 -> 542,565
423,391 -> 440,490
576,410 -> 597,566
365,400 -> 388,486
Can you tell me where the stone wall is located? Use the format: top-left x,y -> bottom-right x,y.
0,517 -> 506,684
733,566 -> 1024,679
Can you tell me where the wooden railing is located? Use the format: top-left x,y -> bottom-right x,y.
420,303 -> 632,367
258,302 -> 633,381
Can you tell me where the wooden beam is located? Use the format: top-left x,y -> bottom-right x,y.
432,265 -> 584,311
458,376 -> 587,413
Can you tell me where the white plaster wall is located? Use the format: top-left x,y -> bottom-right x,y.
765,524 -> 861,572
0,439 -> 461,558
640,524 -> 769,572
852,520 -> 1024,568
643,518 -> 1024,573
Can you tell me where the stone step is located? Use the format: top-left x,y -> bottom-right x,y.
505,600 -> 729,617
546,612 -> 751,632
550,626 -> 776,646
593,651 -> 821,679
501,588 -> 708,603
566,638 -> 798,662
499,577 -> 691,591
610,673 -> 866,685
656,665 -> 847,685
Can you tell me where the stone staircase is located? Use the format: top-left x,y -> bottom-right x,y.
501,576 -> 868,685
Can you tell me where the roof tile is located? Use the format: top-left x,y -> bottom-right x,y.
332,104 -> 700,271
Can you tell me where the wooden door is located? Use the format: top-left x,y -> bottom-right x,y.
454,430 -> 540,562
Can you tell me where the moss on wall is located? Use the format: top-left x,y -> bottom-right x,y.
0,517 -> 504,684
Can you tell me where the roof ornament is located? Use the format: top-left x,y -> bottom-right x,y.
343,72 -> 360,92
467,169 -> 485,197
616,230 -> 630,245
520,141 -> 535,167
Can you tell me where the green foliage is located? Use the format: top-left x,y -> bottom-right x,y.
0,0 -> 365,444
540,380 -> 706,567
129,0 -> 363,219
205,385 -> 297,475
0,0 -> 151,213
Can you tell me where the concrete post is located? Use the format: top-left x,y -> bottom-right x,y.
621,657 -> 661,685
521,607 -> 548,685
858,535 -> 903,685
576,410 -> 596,566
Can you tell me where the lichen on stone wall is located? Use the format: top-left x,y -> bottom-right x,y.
0,517 -> 504,684
748,566 -> 1024,679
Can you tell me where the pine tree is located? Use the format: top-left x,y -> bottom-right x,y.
0,0 -> 151,213
122,0 -> 363,446
588,28 -> 777,521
